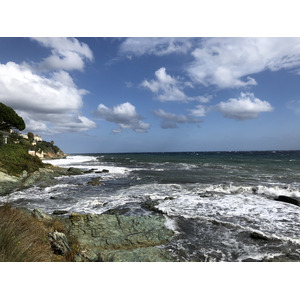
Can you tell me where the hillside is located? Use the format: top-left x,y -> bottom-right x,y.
0,132 -> 66,176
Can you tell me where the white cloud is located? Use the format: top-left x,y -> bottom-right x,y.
153,108 -> 202,129
119,37 -> 195,56
30,37 -> 93,72
187,37 -> 300,88
141,67 -> 209,102
189,105 -> 209,117
94,102 -> 150,133
0,61 -> 96,133
217,92 -> 274,120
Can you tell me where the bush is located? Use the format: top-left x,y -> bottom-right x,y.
0,144 -> 44,176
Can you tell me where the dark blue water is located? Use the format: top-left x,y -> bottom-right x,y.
1,151 -> 300,261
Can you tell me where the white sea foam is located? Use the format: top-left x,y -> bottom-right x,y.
44,155 -> 98,167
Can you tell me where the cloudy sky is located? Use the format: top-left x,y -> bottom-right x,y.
1,37 -> 300,153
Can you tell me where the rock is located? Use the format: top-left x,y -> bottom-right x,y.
48,231 -> 71,255
95,169 -> 109,174
274,195 -> 300,207
98,247 -> 174,262
52,210 -> 68,215
164,196 -> 174,200
141,199 -> 164,214
0,171 -> 22,195
64,213 -> 174,261
250,232 -> 269,241
83,169 -> 96,174
87,177 -> 101,186
103,207 -> 131,215
32,208 -> 53,221
67,167 -> 83,176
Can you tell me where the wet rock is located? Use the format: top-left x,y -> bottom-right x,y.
52,210 -> 68,215
274,195 -> 300,207
48,231 -> 71,255
83,169 -> 96,174
164,196 -> 174,200
67,167 -> 83,176
103,207 -> 131,215
101,169 -> 109,173
87,177 -> 101,186
141,199 -> 164,214
250,232 -> 269,241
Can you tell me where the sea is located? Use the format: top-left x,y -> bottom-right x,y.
1,151 -> 300,262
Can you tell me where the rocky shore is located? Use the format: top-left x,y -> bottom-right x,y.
0,165 -> 84,196
0,162 -> 176,261
21,207 -> 175,262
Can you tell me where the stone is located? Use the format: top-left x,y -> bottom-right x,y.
274,195 -> 300,207
52,210 -> 68,215
32,208 -> 53,221
64,213 -> 175,261
250,232 -> 269,240
98,247 -> 174,262
87,177 -> 101,186
67,167 -> 83,176
141,199 -> 164,214
48,231 -> 71,255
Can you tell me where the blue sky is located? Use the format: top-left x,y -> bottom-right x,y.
1,37 -> 300,153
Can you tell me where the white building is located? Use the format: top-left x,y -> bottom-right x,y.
34,135 -> 42,142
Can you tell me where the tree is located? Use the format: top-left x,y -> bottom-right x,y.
27,132 -> 34,140
0,102 -> 25,131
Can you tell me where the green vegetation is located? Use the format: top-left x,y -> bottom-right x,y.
0,144 -> 44,176
0,102 -> 25,131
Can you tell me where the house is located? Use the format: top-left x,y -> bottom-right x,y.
34,135 -> 42,142
19,133 -> 28,139
0,130 -> 10,144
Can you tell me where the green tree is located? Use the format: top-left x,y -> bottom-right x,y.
0,102 -> 25,131
27,132 -> 34,140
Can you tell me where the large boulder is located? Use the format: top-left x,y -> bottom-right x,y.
64,212 -> 175,262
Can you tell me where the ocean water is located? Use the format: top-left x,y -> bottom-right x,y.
1,151 -> 300,261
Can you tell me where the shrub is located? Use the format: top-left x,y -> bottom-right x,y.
0,144 -> 44,176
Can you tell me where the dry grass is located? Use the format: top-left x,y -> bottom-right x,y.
0,204 -> 81,262
0,204 -> 53,262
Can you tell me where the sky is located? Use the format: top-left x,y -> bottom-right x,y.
1,37 -> 300,153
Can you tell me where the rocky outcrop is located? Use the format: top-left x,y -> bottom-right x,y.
274,195 -> 300,207
87,177 -> 101,186
0,165 -> 85,196
61,212 -> 175,262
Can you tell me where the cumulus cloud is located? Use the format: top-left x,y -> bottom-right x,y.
153,108 -> 202,129
94,102 -> 150,133
119,37 -> 195,56
141,67 -> 210,102
187,37 -> 300,88
189,105 -> 209,117
217,92 -> 274,120
29,37 -> 93,72
0,61 -> 96,133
